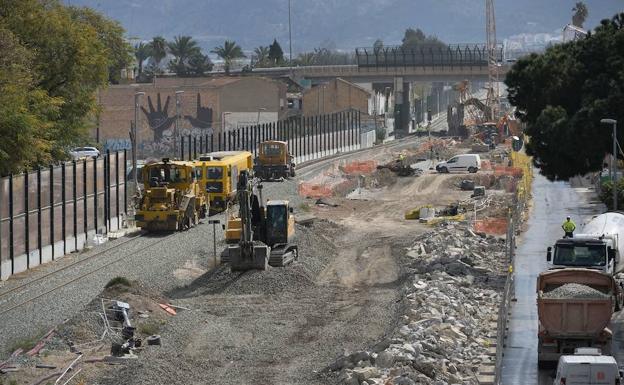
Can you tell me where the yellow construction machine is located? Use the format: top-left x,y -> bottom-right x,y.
253,141 -> 295,180
222,170 -> 298,271
135,159 -> 208,231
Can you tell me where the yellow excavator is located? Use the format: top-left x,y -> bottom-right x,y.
222,170 -> 298,271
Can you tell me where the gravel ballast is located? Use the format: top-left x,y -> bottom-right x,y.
543,283 -> 610,299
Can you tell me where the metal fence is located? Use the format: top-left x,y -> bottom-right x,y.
355,44 -> 504,69
494,151 -> 532,384
0,151 -> 128,280
177,110 -> 362,164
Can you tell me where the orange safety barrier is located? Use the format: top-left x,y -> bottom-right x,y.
343,160 -> 377,174
298,182 -> 332,198
474,218 -> 508,235
493,166 -> 524,178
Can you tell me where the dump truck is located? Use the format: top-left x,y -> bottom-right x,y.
537,268 -> 622,367
222,170 -> 298,271
136,159 -> 208,231
546,212 -> 624,275
253,140 -> 295,180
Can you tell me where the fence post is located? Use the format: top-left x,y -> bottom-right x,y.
83,159 -> 87,244
73,160 -> 78,250
188,135 -> 192,161
199,135 -> 203,154
193,136 -> 197,159
50,165 -> 55,260
123,150 -> 127,216
180,139 -> 185,160
24,169 -> 29,267
107,150 -> 112,232
62,162 -> 66,254
115,152 -> 120,230
37,167 -> 42,264
9,173 -> 14,272
93,157 -> 98,235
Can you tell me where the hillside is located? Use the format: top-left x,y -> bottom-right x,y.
67,0 -> 623,52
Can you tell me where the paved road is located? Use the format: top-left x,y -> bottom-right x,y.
501,174 -> 605,384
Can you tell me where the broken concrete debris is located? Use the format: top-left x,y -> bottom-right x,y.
333,222 -> 505,385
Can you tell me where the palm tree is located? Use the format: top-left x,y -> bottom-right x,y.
168,36 -> 200,61
211,40 -> 245,75
149,36 -> 168,66
253,46 -> 269,67
572,2 -> 588,28
134,42 -> 152,78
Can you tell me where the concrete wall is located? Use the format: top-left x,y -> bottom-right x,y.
302,78 -> 370,116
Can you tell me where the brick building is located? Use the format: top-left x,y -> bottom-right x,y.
302,78 -> 371,116
96,76 -> 287,156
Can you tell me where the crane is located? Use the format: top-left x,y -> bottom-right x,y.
485,0 -> 500,119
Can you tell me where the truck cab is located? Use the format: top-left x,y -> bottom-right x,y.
547,236 -> 616,274
553,348 -> 621,385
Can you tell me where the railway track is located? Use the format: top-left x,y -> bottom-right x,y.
0,231 -> 179,317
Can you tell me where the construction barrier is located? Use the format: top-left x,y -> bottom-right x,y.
474,218 -> 508,235
493,166 -> 524,178
343,160 -> 377,174
511,151 -> 533,201
298,183 -> 332,198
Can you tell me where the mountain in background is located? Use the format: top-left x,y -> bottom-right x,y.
66,0 -> 623,53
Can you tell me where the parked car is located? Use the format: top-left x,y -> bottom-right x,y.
69,147 -> 100,159
435,154 -> 481,173
553,348 -> 621,385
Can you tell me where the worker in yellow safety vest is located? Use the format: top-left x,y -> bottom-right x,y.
398,153 -> 406,166
562,216 -> 576,238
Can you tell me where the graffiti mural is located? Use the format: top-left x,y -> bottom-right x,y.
141,93 -> 175,141
104,138 -> 131,152
185,93 -> 213,129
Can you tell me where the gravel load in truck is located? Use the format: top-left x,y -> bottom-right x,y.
543,283 -> 610,299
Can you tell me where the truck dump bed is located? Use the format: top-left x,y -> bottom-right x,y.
537,268 -> 615,338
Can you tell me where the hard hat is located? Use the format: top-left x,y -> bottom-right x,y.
566,216 -> 571,219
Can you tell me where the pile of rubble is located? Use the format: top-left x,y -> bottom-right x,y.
331,222 -> 507,385
543,283 -> 609,299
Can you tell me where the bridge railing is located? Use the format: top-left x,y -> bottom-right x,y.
355,44 -> 503,68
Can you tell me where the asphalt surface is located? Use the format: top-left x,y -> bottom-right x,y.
500,174 -> 606,385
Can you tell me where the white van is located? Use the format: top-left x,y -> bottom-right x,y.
435,154 -> 481,174
553,348 -> 621,385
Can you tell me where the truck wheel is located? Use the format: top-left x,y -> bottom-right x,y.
439,167 -> 448,174
290,168 -> 296,178
468,167 -> 477,173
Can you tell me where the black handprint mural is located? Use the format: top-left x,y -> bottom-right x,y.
141,93 -> 175,141
185,93 -> 213,130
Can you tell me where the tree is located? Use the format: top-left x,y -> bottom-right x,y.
1,0 -> 112,162
211,40 -> 245,75
572,2 -> 589,28
373,39 -> 384,53
295,52 -> 316,66
167,35 -> 201,76
268,39 -> 284,65
187,52 -> 213,76
0,26 -> 60,175
68,6 -> 133,84
134,42 -> 152,80
149,36 -> 168,66
253,46 -> 270,67
505,13 -> 624,180
401,28 -> 446,50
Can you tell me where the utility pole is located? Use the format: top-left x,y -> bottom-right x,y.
208,219 -> 220,267
133,92 -> 145,187
602,119 -> 618,210
175,90 -> 184,158
288,0 -> 293,78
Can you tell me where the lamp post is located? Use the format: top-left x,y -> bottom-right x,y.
288,0 -> 293,78
133,92 -> 145,187
601,118 -> 618,210
175,90 -> 184,158
221,112 -> 232,132
257,107 -> 267,125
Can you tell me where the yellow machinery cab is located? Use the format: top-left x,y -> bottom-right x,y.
135,159 -> 207,231
253,141 -> 295,180
194,151 -> 253,213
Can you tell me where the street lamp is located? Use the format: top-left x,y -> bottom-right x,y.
601,118 -> 618,210
257,107 -> 267,125
133,92 -> 145,187
221,112 -> 232,132
175,90 -> 184,157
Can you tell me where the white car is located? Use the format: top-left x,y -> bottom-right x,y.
436,154 -> 481,174
554,348 -> 621,385
70,147 -> 100,159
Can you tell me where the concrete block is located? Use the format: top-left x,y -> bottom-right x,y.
14,254 -> 27,274
28,250 -> 41,268
477,374 -> 495,385
478,365 -> 495,375
1,259 -> 11,280
41,245 -> 53,264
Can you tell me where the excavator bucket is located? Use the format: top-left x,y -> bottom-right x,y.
229,242 -> 269,271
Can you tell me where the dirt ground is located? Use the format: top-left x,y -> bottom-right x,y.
4,139 -> 509,385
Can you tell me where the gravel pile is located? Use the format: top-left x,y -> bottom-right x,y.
331,222 -> 506,385
543,283 -> 609,299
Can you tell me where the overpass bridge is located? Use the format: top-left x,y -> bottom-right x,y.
250,44 -> 513,84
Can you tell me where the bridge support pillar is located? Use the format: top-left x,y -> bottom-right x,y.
393,77 -> 411,138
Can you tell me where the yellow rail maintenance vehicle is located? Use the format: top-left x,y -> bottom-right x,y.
253,140 -> 296,181
136,158 -> 208,231
194,151 -> 253,213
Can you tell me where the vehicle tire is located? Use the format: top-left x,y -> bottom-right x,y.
439,167 -> 448,174
290,168 -> 296,178
468,167 -> 477,173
